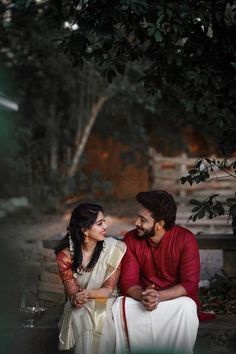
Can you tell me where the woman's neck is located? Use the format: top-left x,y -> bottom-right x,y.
81,241 -> 97,253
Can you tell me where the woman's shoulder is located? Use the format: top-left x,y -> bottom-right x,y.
56,247 -> 72,264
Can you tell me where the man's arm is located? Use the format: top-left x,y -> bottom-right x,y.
158,284 -> 187,301
126,285 -> 143,301
178,232 -> 200,296
127,232 -> 199,310
157,232 -> 200,303
120,232 -> 141,295
120,234 -> 160,311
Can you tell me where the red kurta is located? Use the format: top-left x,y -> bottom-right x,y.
120,226 -> 201,313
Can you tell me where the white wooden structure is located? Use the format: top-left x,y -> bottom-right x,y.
149,148 -> 236,202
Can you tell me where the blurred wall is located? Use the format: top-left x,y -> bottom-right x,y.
84,134 -> 149,199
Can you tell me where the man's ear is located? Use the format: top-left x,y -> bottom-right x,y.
155,220 -> 165,230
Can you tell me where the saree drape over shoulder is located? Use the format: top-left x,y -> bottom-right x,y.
56,237 -> 126,354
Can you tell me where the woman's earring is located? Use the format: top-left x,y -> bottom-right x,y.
84,232 -> 88,243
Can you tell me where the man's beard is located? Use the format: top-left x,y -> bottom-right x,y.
136,225 -> 156,239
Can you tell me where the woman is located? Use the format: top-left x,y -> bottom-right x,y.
55,203 -> 126,354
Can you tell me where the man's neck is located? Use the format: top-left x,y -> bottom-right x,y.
149,229 -> 166,245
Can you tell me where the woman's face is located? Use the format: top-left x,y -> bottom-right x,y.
86,211 -> 108,242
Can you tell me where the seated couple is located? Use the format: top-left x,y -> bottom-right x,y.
55,190 -> 214,354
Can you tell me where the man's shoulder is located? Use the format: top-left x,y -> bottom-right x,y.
171,225 -> 197,244
172,225 -> 195,236
124,228 -> 139,240
123,229 -> 144,248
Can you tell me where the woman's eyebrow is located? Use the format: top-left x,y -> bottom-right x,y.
96,218 -> 105,224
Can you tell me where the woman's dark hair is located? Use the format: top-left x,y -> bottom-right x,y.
55,203 -> 104,273
136,190 -> 177,230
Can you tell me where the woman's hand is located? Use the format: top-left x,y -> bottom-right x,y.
73,289 -> 89,308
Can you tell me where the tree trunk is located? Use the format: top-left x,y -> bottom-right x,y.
50,142 -> 58,172
68,95 -> 109,178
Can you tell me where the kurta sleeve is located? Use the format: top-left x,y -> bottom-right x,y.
56,249 -> 81,305
179,233 -> 200,296
120,233 -> 141,294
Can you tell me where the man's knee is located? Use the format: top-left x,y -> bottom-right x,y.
177,297 -> 198,316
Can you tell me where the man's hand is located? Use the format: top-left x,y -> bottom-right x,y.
141,284 -> 159,311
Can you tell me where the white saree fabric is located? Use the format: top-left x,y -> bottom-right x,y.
113,296 -> 199,354
58,237 -> 126,354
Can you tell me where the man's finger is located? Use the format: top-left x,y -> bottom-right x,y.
142,299 -> 159,307
142,297 -> 159,304
143,303 -> 158,311
142,289 -> 159,296
142,292 -> 159,300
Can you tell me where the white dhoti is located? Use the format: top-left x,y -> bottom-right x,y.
113,296 -> 199,354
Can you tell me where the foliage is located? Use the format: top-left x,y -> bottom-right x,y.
1,0 -> 236,212
0,1 -> 97,207
47,0 -> 236,223
181,156 -> 236,232
181,156 -> 236,186
49,0 -> 236,143
200,271 -> 236,314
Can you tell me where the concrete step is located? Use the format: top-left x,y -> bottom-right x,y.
1,309 -> 235,354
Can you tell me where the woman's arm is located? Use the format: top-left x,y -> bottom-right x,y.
56,249 -> 85,307
75,263 -> 121,300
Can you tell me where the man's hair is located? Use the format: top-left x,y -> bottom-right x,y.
136,190 -> 177,230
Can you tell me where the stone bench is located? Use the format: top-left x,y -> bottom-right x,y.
2,310 -> 236,354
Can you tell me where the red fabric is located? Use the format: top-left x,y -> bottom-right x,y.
56,249 -> 81,306
120,226 -> 214,321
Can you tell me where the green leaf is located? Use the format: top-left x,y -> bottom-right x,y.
195,159 -> 203,168
197,207 -> 205,219
147,25 -> 155,36
192,206 -> 200,212
155,15 -> 164,27
190,199 -> 202,206
154,30 -> 163,42
188,168 -> 197,175
229,204 -> 236,217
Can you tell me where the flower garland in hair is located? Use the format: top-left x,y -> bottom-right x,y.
67,224 -> 74,256
67,224 -> 78,279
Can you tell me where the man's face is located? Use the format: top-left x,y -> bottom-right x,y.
135,207 -> 156,239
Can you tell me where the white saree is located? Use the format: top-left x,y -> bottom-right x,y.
113,296 -> 199,354
58,237 -> 126,354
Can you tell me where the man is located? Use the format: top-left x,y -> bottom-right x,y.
113,190 -> 204,354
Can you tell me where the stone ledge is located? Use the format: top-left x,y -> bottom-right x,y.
1,312 -> 235,354
43,233 -> 236,251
